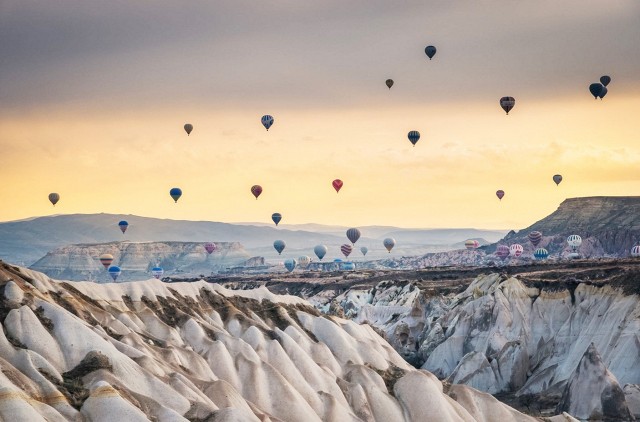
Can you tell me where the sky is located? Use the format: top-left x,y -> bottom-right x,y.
1,0 -> 639,229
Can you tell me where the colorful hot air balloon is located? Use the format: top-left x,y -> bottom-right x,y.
297,256 -> 311,269
284,258 -> 297,273
631,245 -> 640,257
346,228 -> 361,244
528,231 -> 543,247
424,45 -> 436,60
151,267 -> 164,279
251,185 -> 262,199
261,115 -> 274,131
553,174 -> 563,186
500,97 -> 515,115
48,193 -> 60,206
383,237 -> 396,253
332,179 -> 343,193
495,245 -> 510,261
204,243 -> 216,254
407,131 -> 420,147
169,188 -> 182,203
534,248 -> 549,260
314,245 -> 328,260
598,86 -> 608,100
589,83 -> 604,99
464,240 -> 479,250
340,244 -> 353,258
184,124 -> 193,136
386,79 -> 394,89
509,244 -> 524,258
567,235 -> 582,251
108,266 -> 121,282
272,213 -> 282,226
496,190 -> 505,201
273,240 -> 286,255
99,253 -> 114,269
118,220 -> 128,234
360,246 -> 368,256
600,75 -> 611,87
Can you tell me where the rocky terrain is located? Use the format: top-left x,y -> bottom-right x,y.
0,260 -> 561,422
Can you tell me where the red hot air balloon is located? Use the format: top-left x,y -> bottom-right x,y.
204,243 -> 216,254
332,179 -> 343,193
495,245 -> 510,261
251,185 -> 262,199
340,244 -> 353,258
496,190 -> 505,201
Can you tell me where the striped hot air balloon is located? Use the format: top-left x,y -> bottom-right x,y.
204,243 -> 216,254
297,256 -> 311,269
464,240 -> 479,250
567,235 -> 582,251
509,244 -> 524,258
495,245 -> 510,261
346,228 -> 361,244
500,97 -> 515,115
314,245 -> 328,260
99,253 -> 114,269
407,131 -> 420,146
631,245 -> 640,257
340,244 -> 353,258
261,115 -> 274,131
534,248 -> 549,260
528,231 -> 543,247
151,267 -> 164,279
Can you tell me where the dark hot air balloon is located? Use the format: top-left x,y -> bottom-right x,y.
386,79 -> 394,89
600,75 -> 611,87
118,220 -> 128,234
408,131 -> 420,146
598,86 -> 608,100
272,213 -> 282,226
48,193 -> 60,206
528,231 -> 543,247
273,240 -> 286,255
184,124 -> 193,136
589,83 -> 603,99
204,243 -> 216,254
261,115 -> 274,131
332,179 -> 343,193
346,228 -> 361,244
314,245 -> 328,260
534,248 -> 549,260
500,97 -> 515,115
496,190 -> 505,201
553,174 -> 562,186
284,259 -> 297,272
424,45 -> 436,60
251,185 -> 262,199
169,188 -> 182,203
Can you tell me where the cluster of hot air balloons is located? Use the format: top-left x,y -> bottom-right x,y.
588,76 -> 611,100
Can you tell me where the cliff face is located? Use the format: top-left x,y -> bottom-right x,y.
29,241 -> 251,281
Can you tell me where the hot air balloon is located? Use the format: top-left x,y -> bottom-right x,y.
495,245 -> 510,261
151,267 -> 164,279
184,124 -> 193,136
346,228 -> 361,244
534,248 -> 549,260
204,243 -> 216,254
48,193 -> 60,206
332,179 -> 343,193
342,262 -> 355,271
567,235 -> 582,251
598,86 -> 608,100
383,237 -> 396,253
499,97 -> 515,115
465,240 -> 479,250
553,174 -> 563,186
386,79 -> 394,89
528,231 -> 543,247
407,131 -> 420,147
509,244 -> 524,258
108,266 -> 121,282
314,245 -> 328,260
99,253 -> 114,269
340,244 -> 353,258
589,83 -> 604,99
600,75 -> 611,87
251,185 -> 262,199
261,115 -> 274,131
272,213 -> 282,226
284,259 -> 297,273
424,45 -> 436,60
169,188 -> 182,203
496,190 -> 505,201
631,245 -> 640,257
118,220 -> 129,234
360,246 -> 368,256
273,240 -> 286,255
298,256 -> 311,269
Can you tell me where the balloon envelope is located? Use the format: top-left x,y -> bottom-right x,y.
534,248 -> 549,260
251,185 -> 262,199
273,240 -> 286,255
151,267 -> 164,279
184,124 -> 193,135
567,235 -> 582,250
496,245 -> 510,261
424,45 -> 436,59
284,258 -> 297,272
631,245 -> 640,257
464,240 -> 479,250
332,179 -> 343,193
261,115 -> 274,131
99,253 -> 114,269
496,190 -> 505,200
48,193 -> 60,206
340,244 -> 353,258
383,238 -> 396,252
589,83 -> 603,99
314,245 -> 328,260
598,86 -> 608,99
204,243 -> 216,254
118,220 -> 128,234
600,75 -> 611,87
341,262 -> 355,271
386,79 -> 394,89
553,174 -> 562,186
272,213 -> 282,226
407,131 -> 420,146
360,246 -> 368,256
297,256 -> 311,268
499,97 -> 515,115
346,228 -> 361,244
169,188 -> 182,203
528,231 -> 543,247
509,244 -> 524,257
108,266 -> 121,282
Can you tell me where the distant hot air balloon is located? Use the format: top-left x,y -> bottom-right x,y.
600,75 -> 611,87
99,253 -> 114,269
204,243 -> 217,254
496,190 -> 505,201
118,220 -> 129,234
298,256 -> 311,269
340,244 -> 353,258
386,79 -> 394,89
273,240 -> 286,255
553,174 -> 563,186
360,246 -> 368,256
346,228 -> 361,244
589,83 -> 604,99
464,240 -> 479,250
251,185 -> 262,199
169,188 -> 182,203
341,262 -> 355,271
184,124 -> 193,136
48,193 -> 60,206
108,266 -> 121,282
261,115 -> 274,131
495,245 -> 510,261
499,97 -> 515,115
151,267 -> 164,279
509,244 -> 524,258
284,258 -> 297,273
567,235 -> 582,251
424,45 -> 436,60
631,245 -> 640,257
407,131 -> 420,147
272,213 -> 282,226
528,231 -> 543,247
332,179 -> 343,193
383,237 -> 396,253
534,248 -> 549,260
598,86 -> 608,100
314,245 -> 328,260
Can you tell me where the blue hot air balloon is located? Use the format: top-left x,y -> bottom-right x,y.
273,240 -> 286,255
284,258 -> 297,272
261,115 -> 274,131
589,83 -> 604,99
534,248 -> 549,260
151,267 -> 164,279
108,266 -> 122,282
341,262 -> 355,271
360,246 -> 368,256
272,213 -> 282,226
314,245 -> 328,260
169,188 -> 182,203
118,220 -> 129,234
424,45 -> 436,60
407,131 -> 420,146
600,75 -> 611,87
